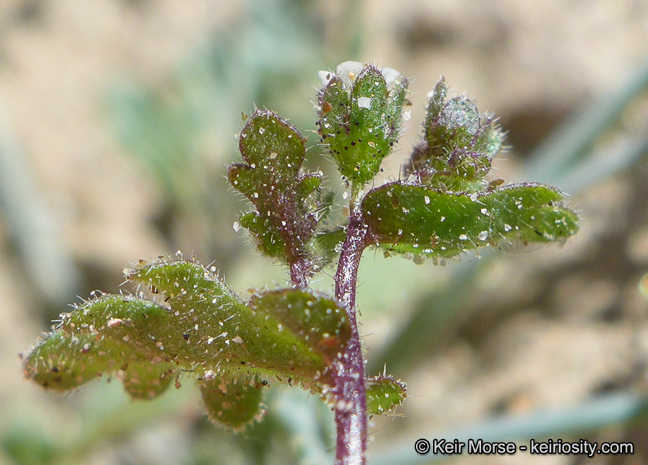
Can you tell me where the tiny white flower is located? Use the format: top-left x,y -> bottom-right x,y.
380,67 -> 401,87
318,70 -> 334,87
336,61 -> 365,88
321,62 -> 404,93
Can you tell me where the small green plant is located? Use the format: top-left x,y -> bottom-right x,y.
22,61 -> 578,464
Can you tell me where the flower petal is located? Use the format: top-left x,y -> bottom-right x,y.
336,61 -> 364,88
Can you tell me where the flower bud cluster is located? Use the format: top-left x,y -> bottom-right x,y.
317,61 -> 409,185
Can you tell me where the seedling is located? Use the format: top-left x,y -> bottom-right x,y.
23,61 -> 578,464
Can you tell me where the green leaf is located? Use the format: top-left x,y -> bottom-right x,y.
126,260 -> 349,383
121,362 -> 175,400
23,332 -> 125,392
366,374 -> 407,416
249,288 -> 352,366
318,62 -> 409,185
237,111 -> 304,179
362,182 -> 579,259
61,294 -> 172,345
239,212 -> 286,258
23,296 -> 175,394
23,260 -> 351,410
229,110 -> 320,264
199,375 -> 266,431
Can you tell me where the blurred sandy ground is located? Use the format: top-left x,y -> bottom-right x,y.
0,1 -> 647,464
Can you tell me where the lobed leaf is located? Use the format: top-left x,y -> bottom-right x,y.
24,259 -> 351,422
366,374 -> 407,416
24,332 -> 125,392
199,375 -> 266,431
237,110 -> 304,179
23,324 -> 176,399
362,182 -> 579,259
126,260 -> 349,383
229,110 -> 320,264
121,361 -> 175,400
249,288 -> 351,366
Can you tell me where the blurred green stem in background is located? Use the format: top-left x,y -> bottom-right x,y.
524,56 -> 648,182
0,93 -> 81,310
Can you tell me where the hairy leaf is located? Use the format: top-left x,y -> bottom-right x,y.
363,182 -> 578,258
249,288 -> 351,366
24,332 -> 126,392
366,374 -> 407,416
229,110 -> 320,265
199,375 -> 266,431
127,260 -> 349,383
121,362 -> 175,400
24,260 -> 350,408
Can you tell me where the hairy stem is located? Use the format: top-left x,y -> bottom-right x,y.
333,203 -> 369,465
289,256 -> 311,288
279,192 -> 313,288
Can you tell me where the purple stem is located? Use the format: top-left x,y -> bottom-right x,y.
333,204 -> 370,465
278,190 -> 315,288
289,257 -> 310,288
